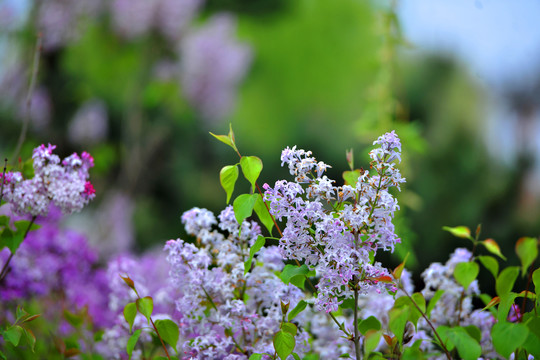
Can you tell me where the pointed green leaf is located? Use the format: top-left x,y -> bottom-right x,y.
126,329 -> 142,360
481,239 -> 507,260
442,226 -> 471,239
4,325 -> 23,346
136,296 -> 153,325
426,289 -> 445,317
358,316 -> 382,336
155,319 -> 179,353
220,165 -> 239,204
244,235 -> 266,275
288,300 -> 307,322
364,330 -> 382,356
123,302 -> 137,333
240,156 -> 263,192
210,132 -> 234,149
23,328 -> 36,352
491,322 -> 529,358
281,322 -> 298,337
478,255 -> 499,279
453,261 -> 479,291
496,266 -> 519,297
389,305 -> 410,343
279,264 -> 315,290
446,327 -> 481,360
342,170 -> 361,186
14,220 -> 40,233
497,292 -> 518,322
233,194 -> 257,226
273,330 -> 295,360
248,355 -> 263,360
515,237 -> 538,277
0,227 -> 24,254
534,268 -> 540,307
253,194 -> 274,235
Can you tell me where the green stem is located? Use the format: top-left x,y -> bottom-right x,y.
0,215 -> 37,282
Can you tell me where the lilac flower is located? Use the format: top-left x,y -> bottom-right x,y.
1,144 -> 95,216
263,132 -> 405,312
179,14 -> 252,122
166,206 -> 309,359
0,205 -> 111,328
68,99 -> 109,145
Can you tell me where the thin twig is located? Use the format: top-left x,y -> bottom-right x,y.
12,33 -> 42,164
0,215 -> 37,282
0,158 -> 7,204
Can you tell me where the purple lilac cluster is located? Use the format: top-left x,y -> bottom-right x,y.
179,14 -> 252,122
165,206 -> 309,359
98,251 -> 179,359
419,248 -> 497,357
1,144 -> 95,216
263,131 -> 405,313
0,206 -> 111,328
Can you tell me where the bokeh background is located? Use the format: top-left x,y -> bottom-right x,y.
1,0 -> 539,278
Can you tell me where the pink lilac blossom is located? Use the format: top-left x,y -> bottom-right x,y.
263,132 -> 405,313
165,206 -> 309,359
1,144 -> 95,216
179,14 -> 252,122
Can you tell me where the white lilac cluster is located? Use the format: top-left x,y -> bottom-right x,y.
165,206 -> 309,359
263,131 -> 405,313
1,144 -> 95,216
420,248 -> 497,357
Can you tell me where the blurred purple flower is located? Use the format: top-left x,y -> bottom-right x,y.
179,14 -> 252,122
68,98 -> 108,145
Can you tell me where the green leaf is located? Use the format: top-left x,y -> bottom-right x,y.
478,255 -> 499,279
244,235 -> 266,275
534,268 -> 540,308
220,165 -> 239,204
292,353 -> 301,360
273,330 -> 295,360
279,264 -> 315,290
281,322 -> 298,337
63,309 -> 84,328
442,226 -> 471,239
0,227 -> 24,253
523,330 -> 540,358
515,237 -> 538,277
124,302 -> 137,333
23,328 -> 36,352
358,316 -> 382,335
426,289 -> 444,317
288,300 -> 308,322
389,305 -> 410,343
4,325 -> 23,346
463,325 -> 482,343
363,330 -> 382,356
497,293 -> 518,322
14,220 -> 40,233
155,319 -> 179,352
445,327 -> 481,360
136,296 -> 153,325
240,156 -> 263,192
453,261 -> 479,291
126,329 -> 142,360
481,239 -> 507,260
233,194 -> 258,226
491,322 -> 529,358
248,355 -> 263,360
253,194 -> 274,235
342,170 -> 361,186
496,266 -> 519,297
0,215 -> 9,226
